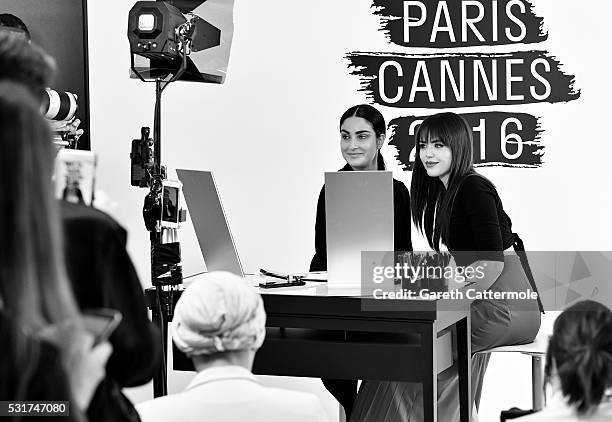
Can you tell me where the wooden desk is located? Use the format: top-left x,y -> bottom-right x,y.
146,282 -> 472,422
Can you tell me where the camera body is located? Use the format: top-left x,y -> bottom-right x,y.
160,179 -> 181,229
142,178 -> 185,287
142,178 -> 186,232
130,127 -> 155,187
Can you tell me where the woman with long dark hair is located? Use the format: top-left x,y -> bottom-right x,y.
0,81 -> 111,419
520,300 -> 612,421
310,104 -> 412,418
352,112 -> 542,421
414,112 -> 541,420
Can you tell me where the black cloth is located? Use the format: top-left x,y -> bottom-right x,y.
0,313 -> 85,422
310,163 -> 413,272
309,162 -> 413,418
61,201 -> 161,422
447,174 -> 514,266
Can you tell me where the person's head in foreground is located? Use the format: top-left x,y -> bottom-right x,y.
0,81 -> 111,413
544,300 -> 612,417
0,81 -> 79,330
172,271 -> 266,370
139,272 -> 328,422
0,31 -> 54,102
0,14 -> 31,40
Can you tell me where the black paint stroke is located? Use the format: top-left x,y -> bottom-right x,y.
347,50 -> 580,108
388,112 -> 544,169
372,0 -> 547,47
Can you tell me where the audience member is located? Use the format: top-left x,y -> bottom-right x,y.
520,300 -> 612,421
62,202 -> 162,422
0,81 -> 111,420
0,30 -> 161,422
137,272 -> 329,422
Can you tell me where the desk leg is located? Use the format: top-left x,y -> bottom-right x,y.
456,315 -> 471,422
423,326 -> 438,422
151,303 -> 168,397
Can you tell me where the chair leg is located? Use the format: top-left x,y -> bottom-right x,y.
531,356 -> 544,411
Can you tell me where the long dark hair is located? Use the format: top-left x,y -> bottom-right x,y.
0,83 -> 82,404
0,82 -> 79,330
340,104 -> 386,170
410,112 -> 481,250
544,300 -> 612,416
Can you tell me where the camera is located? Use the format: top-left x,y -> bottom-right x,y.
142,177 -> 186,232
141,178 -> 185,288
160,179 -> 181,229
43,88 -> 78,121
131,127 -> 155,187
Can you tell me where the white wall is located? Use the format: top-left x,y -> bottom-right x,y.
86,1 -> 612,420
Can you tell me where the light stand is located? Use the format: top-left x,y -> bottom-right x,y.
128,0 -> 228,397
130,26 -> 191,398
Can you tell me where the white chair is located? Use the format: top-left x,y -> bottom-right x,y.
477,335 -> 549,411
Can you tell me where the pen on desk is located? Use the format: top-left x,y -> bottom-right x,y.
259,268 -> 288,280
260,268 -> 328,283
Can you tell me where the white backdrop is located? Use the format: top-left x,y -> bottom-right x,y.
86,0 -> 612,420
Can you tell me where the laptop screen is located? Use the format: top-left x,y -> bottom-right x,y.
177,169 -> 244,276
325,171 -> 394,285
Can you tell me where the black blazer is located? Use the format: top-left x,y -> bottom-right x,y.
61,201 -> 161,422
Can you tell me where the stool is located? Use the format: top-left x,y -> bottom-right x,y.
477,335 -> 548,411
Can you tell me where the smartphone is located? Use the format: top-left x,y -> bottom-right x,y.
54,149 -> 97,206
160,180 -> 182,229
82,308 -> 122,346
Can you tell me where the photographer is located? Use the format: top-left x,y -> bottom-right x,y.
0,30 -> 161,422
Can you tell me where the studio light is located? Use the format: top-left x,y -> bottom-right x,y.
127,1 -> 225,82
128,1 -> 219,61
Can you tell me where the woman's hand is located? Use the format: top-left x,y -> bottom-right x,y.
38,320 -> 113,411
49,117 -> 84,141
66,332 -> 113,410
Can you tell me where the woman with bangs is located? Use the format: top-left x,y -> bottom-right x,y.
351,112 -> 542,421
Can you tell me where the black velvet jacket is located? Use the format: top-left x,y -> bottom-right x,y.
61,201 -> 161,422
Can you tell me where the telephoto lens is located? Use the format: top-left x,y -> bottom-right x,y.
42,88 -> 78,121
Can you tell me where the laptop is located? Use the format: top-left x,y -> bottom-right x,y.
325,171 -> 394,286
177,169 -> 244,277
